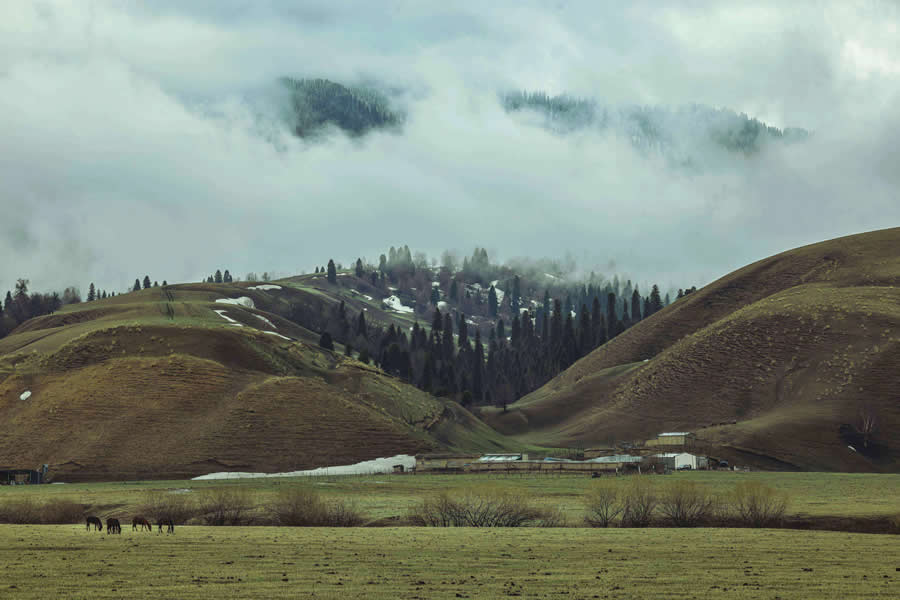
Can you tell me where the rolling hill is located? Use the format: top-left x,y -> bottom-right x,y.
483,228 -> 900,472
0,282 -> 521,482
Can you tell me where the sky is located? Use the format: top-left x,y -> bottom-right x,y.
1,1 -> 899,295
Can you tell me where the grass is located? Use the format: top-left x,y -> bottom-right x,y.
2,472 -> 898,523
0,525 -> 897,599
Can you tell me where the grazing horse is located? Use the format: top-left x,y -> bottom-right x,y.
157,519 -> 174,534
106,518 -> 121,535
85,516 -> 102,532
132,516 -> 152,531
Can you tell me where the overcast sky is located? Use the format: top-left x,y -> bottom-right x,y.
2,1 -> 898,295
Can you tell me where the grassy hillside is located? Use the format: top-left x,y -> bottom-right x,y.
484,228 -> 900,471
0,284 -> 522,481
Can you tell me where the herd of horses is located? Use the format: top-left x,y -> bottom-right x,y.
85,515 -> 174,534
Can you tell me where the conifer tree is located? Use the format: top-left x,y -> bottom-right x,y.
606,292 -> 617,339
458,313 -> 468,348
430,286 -> 440,306
431,308 -> 442,333
488,285 -> 498,317
450,279 -> 458,302
327,259 -> 337,284
318,331 -> 334,351
223,270 -> 232,283
142,275 -> 150,289
87,283 -> 96,302
631,288 -> 642,322
578,303 -> 591,356
442,313 -> 455,358
591,296 -> 603,347
649,284 -> 663,314
314,267 -> 319,274
153,281 -> 159,287
511,275 -> 521,313
357,311 -> 367,337
214,270 -> 222,284
473,330 -> 484,402
133,279 -> 141,292
355,258 -> 364,278
622,297 -> 630,326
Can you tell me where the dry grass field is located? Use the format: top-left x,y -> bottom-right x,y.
485,228 -> 900,472
0,525 -> 896,599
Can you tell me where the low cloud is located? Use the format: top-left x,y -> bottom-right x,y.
1,1 -> 898,295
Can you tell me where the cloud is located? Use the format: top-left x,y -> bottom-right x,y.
1,1 -> 898,295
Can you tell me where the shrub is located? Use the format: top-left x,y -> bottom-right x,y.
198,488 -> 255,526
658,481 -> 717,527
621,477 -> 658,527
730,481 -> 788,528
0,498 -> 85,524
0,497 -> 43,524
139,491 -> 199,525
268,487 -> 364,527
408,489 -> 554,527
40,500 -> 86,524
584,480 -> 623,527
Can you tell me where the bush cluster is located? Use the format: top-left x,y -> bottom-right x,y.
584,479 -> 788,528
0,498 -> 85,524
408,489 -> 564,527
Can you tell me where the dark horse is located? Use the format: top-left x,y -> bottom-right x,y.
106,518 -> 121,535
132,516 -> 152,531
85,516 -> 102,532
157,519 -> 174,534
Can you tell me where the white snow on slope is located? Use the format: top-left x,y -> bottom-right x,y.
544,273 -> 558,280
214,310 -> 243,326
215,296 -> 255,308
191,454 -> 416,480
19,390 -> 31,401
254,314 -> 276,328
383,295 -> 414,313
247,284 -> 281,291
437,301 -> 449,311
264,331 -> 291,341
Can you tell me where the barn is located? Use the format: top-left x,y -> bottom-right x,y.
648,453 -> 704,470
645,432 -> 697,447
0,468 -> 45,485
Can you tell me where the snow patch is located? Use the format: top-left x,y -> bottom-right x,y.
437,301 -> 449,311
19,390 -> 31,401
213,309 -> 243,326
215,296 -> 255,309
432,281 -> 440,287
247,284 -> 281,291
466,319 -> 476,325
388,286 -> 397,291
383,295 -> 414,314
544,273 -> 558,280
191,454 -> 416,480
254,314 -> 276,328
264,331 -> 291,341
848,445 -> 857,452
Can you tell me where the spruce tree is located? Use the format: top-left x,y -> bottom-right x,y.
214,270 -> 222,284
87,283 -> 96,302
578,303 -> 591,356
355,258 -> 364,278
511,275 -> 521,313
223,270 -> 232,283
488,285 -> 498,317
450,279 -> 458,302
318,331 -> 334,351
606,292 -> 617,339
357,311 -> 367,337
430,286 -> 440,306
649,284 -> 663,314
153,281 -> 159,287
473,330 -> 484,402
591,296 -> 603,347
631,288 -> 642,322
133,279 -> 141,292
457,313 -> 468,348
326,259 -> 337,284
431,308 -> 442,333
315,267 -> 319,274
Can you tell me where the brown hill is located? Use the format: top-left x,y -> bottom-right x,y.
0,285 -> 519,481
483,228 -> 900,471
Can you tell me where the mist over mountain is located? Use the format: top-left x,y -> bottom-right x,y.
1,2 -> 898,299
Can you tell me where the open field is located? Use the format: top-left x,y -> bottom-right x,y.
2,472 -> 898,524
0,525 -> 897,599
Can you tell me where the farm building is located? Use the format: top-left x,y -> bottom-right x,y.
647,453 -> 707,470
587,454 -> 644,465
645,432 -> 696,447
0,468 -> 45,485
415,453 -> 481,472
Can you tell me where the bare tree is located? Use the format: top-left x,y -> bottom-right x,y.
857,403 -> 878,448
